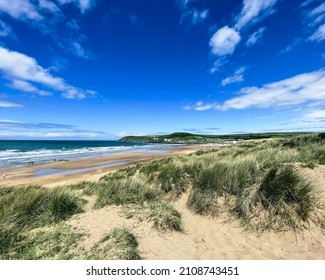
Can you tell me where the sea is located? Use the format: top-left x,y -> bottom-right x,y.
0,140 -> 170,169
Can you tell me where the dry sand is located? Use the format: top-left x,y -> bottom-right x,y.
68,191 -> 325,260
1,144 -> 325,259
67,152 -> 324,260
0,145 -> 200,188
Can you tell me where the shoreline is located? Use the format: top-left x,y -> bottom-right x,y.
0,144 -> 209,188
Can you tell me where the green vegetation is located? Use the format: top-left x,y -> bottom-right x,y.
1,132 -> 324,259
87,228 -> 139,260
123,202 -> 182,232
8,224 -> 83,260
71,175 -> 183,231
71,132 -> 324,233
115,132 -> 324,231
119,131 -> 307,144
0,186 -> 85,259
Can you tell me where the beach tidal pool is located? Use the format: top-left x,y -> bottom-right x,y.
32,161 -> 128,177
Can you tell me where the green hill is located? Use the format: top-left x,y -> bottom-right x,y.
119,131 -> 307,144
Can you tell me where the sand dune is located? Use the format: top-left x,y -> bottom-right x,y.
68,189 -> 325,260
2,144 -> 324,260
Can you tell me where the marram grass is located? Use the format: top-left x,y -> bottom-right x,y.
1,133 -> 324,259
86,228 -> 139,260
0,186 -> 85,259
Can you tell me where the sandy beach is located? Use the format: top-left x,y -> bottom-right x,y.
1,141 -> 324,260
0,144 -> 202,188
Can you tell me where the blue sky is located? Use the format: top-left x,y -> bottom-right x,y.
0,0 -> 325,139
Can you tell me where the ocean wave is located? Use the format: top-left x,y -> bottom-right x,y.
0,143 -> 171,169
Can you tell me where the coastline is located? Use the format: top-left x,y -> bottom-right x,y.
0,144 -> 206,188
1,137 -> 324,260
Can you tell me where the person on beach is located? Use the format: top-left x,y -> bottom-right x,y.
2,173 -> 7,179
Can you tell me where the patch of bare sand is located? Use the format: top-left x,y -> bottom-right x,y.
5,144 -> 324,259
299,165 -> 325,195
67,191 -> 325,260
66,164 -> 325,260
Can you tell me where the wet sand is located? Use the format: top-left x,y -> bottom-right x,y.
1,143 -> 324,260
0,144 -> 204,188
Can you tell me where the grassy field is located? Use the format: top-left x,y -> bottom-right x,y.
1,132 -> 324,259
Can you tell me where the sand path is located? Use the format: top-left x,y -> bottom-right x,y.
3,143 -> 324,259
68,190 -> 325,260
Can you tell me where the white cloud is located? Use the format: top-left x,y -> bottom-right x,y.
209,1 -> 278,58
311,13 -> 325,26
0,0 -> 43,20
0,46 -> 95,99
69,41 -> 92,59
265,107 -> 325,132
176,0 -> 209,26
66,19 -> 80,31
183,101 -> 220,111
303,2 -> 325,41
235,0 -> 278,30
309,23 -> 325,41
181,9 -> 209,26
56,0 -> 97,13
0,46 -> 65,89
191,9 -> 209,25
78,0 -> 96,13
221,69 -> 325,110
176,0 -> 192,9
209,26 -> 241,56
0,0 -> 93,59
0,120 -> 75,129
0,101 -> 24,107
304,109 -> 325,119
0,119 -> 114,139
39,0 -> 61,13
279,37 -> 303,54
221,67 -> 246,86
309,3 -> 325,17
10,80 -> 52,96
209,58 -> 228,73
86,90 -> 97,96
184,69 -> 325,112
0,129 -> 113,139
246,26 -> 267,46
0,20 -> 14,38
301,0 -> 316,8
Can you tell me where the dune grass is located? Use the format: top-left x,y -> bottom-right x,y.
87,228 -> 139,260
2,133 -> 324,259
70,171 -> 182,232
234,164 -> 321,230
72,132 -> 324,233
186,134 -> 324,230
123,202 -> 183,232
6,224 -> 83,260
0,186 -> 85,259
